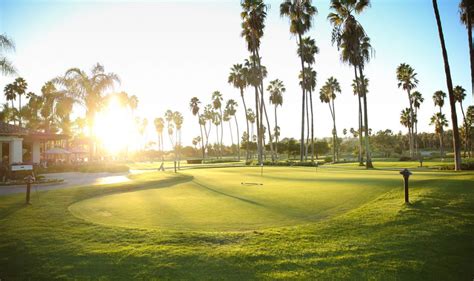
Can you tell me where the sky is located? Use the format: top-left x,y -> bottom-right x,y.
0,0 -> 472,149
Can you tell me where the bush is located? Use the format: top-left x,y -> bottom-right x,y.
204,159 -> 240,164
187,159 -> 203,164
399,156 -> 412,161
324,156 -> 333,163
439,162 -> 474,171
38,163 -> 129,174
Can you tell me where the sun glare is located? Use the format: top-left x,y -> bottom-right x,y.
94,98 -> 137,154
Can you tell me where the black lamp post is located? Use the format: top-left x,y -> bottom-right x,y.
399,168 -> 412,203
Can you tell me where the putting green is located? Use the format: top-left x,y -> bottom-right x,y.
69,167 -> 398,231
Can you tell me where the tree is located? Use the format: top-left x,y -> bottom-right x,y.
225,99 -> 240,161
411,90 -> 424,155
189,97 -> 205,160
56,63 -> 120,159
0,34 -> 16,76
154,117 -> 165,161
433,90 -> 447,157
400,108 -> 413,156
280,0 -> 317,161
241,0 -> 269,164
228,63 -> 250,161
351,76 -> 368,165
3,83 -> 16,124
459,0 -> 474,99
328,0 -> 373,168
454,85 -> 469,156
267,79 -> 285,157
396,63 -> 419,158
173,112 -> 183,169
320,77 -> 341,163
433,0 -> 463,170
212,91 -> 224,158
430,112 -> 448,157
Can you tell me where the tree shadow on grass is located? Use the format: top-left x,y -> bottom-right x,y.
193,180 -> 265,207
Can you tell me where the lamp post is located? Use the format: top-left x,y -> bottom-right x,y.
399,168 -> 412,203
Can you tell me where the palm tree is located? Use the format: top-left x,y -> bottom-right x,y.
433,0 -> 463,170
459,0 -> 474,98
56,63 -> 120,160
267,79 -> 285,157
247,108 -> 256,145
454,85 -> 468,156
430,112 -> 448,158
228,63 -> 250,161
320,77 -> 341,162
433,90 -> 446,157
396,63 -> 419,158
11,77 -> 28,126
241,0 -> 268,164
225,99 -> 240,161
299,67 -> 317,160
173,111 -> 183,169
211,91 -> 224,158
203,104 -> 214,157
280,0 -> 317,161
328,0 -> 373,168
411,90 -> 424,155
351,76 -> 368,165
154,117 -> 165,161
211,110 -> 221,158
400,108 -> 413,156
3,83 -> 16,124
189,97 -> 205,160
128,95 -> 139,114
0,34 -> 16,76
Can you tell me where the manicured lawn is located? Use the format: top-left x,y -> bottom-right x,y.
0,165 -> 473,280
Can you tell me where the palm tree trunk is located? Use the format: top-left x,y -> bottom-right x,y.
254,86 -> 261,163
199,123 -> 205,160
353,66 -> 363,165
440,129 -> 444,158
234,115 -> 240,161
219,108 -> 224,158
407,90 -> 414,158
433,0 -> 462,170
215,124 -> 219,158
467,9 -> 474,100
297,34 -> 306,162
18,95 -> 22,127
333,99 -> 338,162
274,105 -> 278,157
305,91 -> 310,160
11,100 -> 15,125
228,120 -> 234,153
240,88 -> 250,161
414,107 -> 419,156
358,65 -> 373,168
309,89 -> 315,162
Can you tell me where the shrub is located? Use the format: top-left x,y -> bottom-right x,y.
324,156 -> 333,163
399,156 -> 412,161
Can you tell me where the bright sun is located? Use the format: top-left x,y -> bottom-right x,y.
94,98 -> 137,154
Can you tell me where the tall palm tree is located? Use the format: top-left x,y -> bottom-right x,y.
430,112 -> 448,158
267,79 -> 285,157
154,117 -> 165,161
228,63 -> 250,161
433,90 -> 446,157
454,85 -> 468,156
247,108 -> 256,144
329,0 -> 373,168
351,76 -> 368,165
3,83 -> 16,124
173,112 -> 183,169
433,0 -> 463,170
203,104 -> 214,157
298,37 -> 319,161
189,97 -> 205,160
280,0 -> 317,161
211,110 -> 221,158
320,77 -> 341,162
396,63 -> 419,158
0,34 -> 16,77
211,91 -> 224,158
459,0 -> 474,98
411,90 -> 424,155
400,108 -> 413,148
56,63 -> 120,160
299,66 -> 317,160
241,0 -> 268,164
11,77 -> 28,126
225,99 -> 240,161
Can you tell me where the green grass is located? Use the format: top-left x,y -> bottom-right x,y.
1,164 -> 473,280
